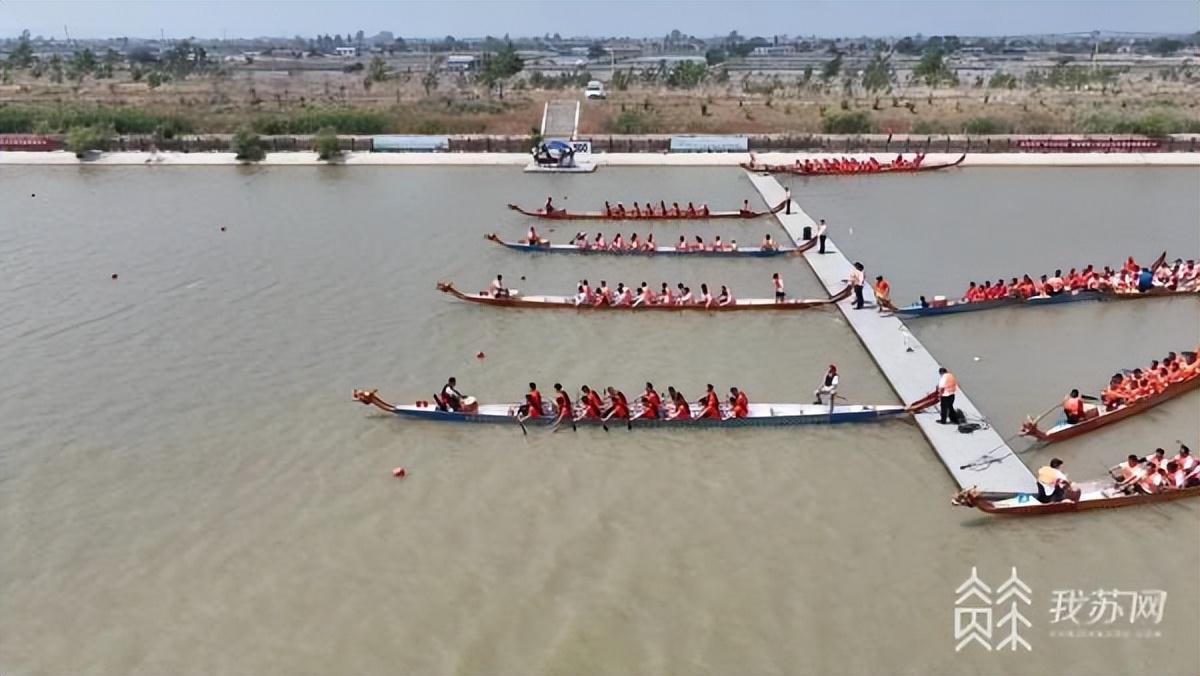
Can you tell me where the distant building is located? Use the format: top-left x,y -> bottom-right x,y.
446,54 -> 477,71
751,45 -> 796,56
334,46 -> 359,57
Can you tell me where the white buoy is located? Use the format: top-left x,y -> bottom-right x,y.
973,356 -> 982,362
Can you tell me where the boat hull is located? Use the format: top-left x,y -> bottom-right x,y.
507,201 -> 786,220
743,154 -> 965,176
1025,373 -> 1200,444
486,234 -> 814,258
974,484 -> 1200,515
894,288 -> 1193,318
436,282 -> 852,311
385,402 -> 909,427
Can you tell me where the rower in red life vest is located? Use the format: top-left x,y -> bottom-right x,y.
552,383 -> 572,422
604,386 -> 630,420
577,385 -> 603,419
638,382 -> 662,419
1123,256 -> 1139,274
1062,388 -> 1086,424
669,390 -> 692,420
527,383 -> 544,416
697,384 -> 722,419
992,278 -> 1008,299
727,387 -> 749,419
963,281 -> 980,302
717,285 -> 734,307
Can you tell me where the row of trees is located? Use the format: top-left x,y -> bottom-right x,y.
4,31 -> 210,87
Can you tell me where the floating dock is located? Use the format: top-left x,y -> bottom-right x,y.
747,172 -> 1037,493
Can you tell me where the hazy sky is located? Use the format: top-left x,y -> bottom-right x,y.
1,0 -> 1196,40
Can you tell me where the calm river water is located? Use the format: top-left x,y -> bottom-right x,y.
1,165 -> 1196,675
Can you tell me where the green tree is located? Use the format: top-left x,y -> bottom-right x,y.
231,127 -> 266,162
861,53 -> 893,92
479,40 -> 523,98
821,54 -> 842,81
611,69 -> 631,91
705,48 -> 726,66
1147,38 -> 1184,56
313,126 -> 341,161
913,50 -> 954,86
67,49 -> 97,81
9,30 -> 34,68
667,60 -> 706,88
48,54 -> 63,83
367,55 -> 390,83
421,69 -> 438,95
66,125 -> 111,157
95,49 -> 120,78
988,71 -> 1017,89
821,111 -> 872,134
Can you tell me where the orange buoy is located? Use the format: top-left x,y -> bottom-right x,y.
111,273 -> 119,280
392,467 -> 407,478
476,351 -> 485,359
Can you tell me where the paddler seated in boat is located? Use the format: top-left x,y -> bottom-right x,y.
1175,445 -> 1199,486
576,385 -> 603,420
628,233 -> 641,250
729,239 -> 738,251
813,364 -> 839,405
440,376 -> 465,411
760,233 -> 777,250
614,202 -> 626,218
552,383 -> 572,422
676,235 -> 688,251
637,382 -> 662,419
1061,388 -> 1093,424
700,203 -> 711,217
631,202 -> 642,218
614,283 -> 633,306
633,282 -> 653,307
658,282 -> 673,304
991,278 -> 1008,299
659,200 -> 668,215
643,233 -> 656,251
574,283 -> 589,307
602,386 -> 630,421
686,202 -> 697,217
699,283 -> 714,308
740,199 -> 753,216
671,202 -> 682,216
603,201 -> 612,217
526,383 -> 544,416
572,231 -> 589,249
1113,456 -> 1151,493
962,281 -> 981,302
726,387 -> 749,419
1035,458 -> 1081,503
717,285 -> 734,306
1137,266 -> 1154,292
517,393 -> 541,419
1046,270 -> 1065,295
610,232 -> 625,250
1101,374 -> 1125,410
711,236 -> 725,252
1015,274 -> 1036,298
668,390 -> 692,420
691,235 -> 705,251
595,280 -> 612,306
543,196 -> 556,214
490,274 -> 511,298
593,232 -> 606,249
918,295 -> 930,308
1111,453 -> 1143,486
697,384 -> 722,419
524,225 -> 548,247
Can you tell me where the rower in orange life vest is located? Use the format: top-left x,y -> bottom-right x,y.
1035,458 -> 1081,503
1062,388 -> 1087,424
726,387 -> 749,419
526,383 -> 544,416
813,364 -> 838,405
666,387 -> 691,420
638,382 -> 662,419
696,384 -> 722,419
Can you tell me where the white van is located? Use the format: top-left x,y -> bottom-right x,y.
584,80 -> 606,99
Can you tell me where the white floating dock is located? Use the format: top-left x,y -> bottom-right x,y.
748,173 -> 1036,493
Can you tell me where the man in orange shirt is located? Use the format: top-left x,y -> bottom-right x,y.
937,367 -> 958,424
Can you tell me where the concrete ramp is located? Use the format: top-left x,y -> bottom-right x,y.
541,100 -> 580,139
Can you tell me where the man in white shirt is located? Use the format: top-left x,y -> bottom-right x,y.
816,218 -> 828,253
813,364 -> 839,405
849,261 -> 866,309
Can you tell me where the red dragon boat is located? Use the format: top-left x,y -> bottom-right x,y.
952,482 -> 1200,516
506,200 -> 787,220
742,153 -> 965,176
1020,358 -> 1200,444
436,281 -> 851,311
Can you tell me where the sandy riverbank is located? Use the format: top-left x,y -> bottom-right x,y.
2,150 -> 1198,166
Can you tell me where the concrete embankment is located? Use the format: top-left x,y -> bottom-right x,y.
2,150 -> 1198,166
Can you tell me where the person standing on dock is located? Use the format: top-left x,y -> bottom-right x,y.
849,262 -> 866,309
816,218 -> 828,253
936,367 -> 957,424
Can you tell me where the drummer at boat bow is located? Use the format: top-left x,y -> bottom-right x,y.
1036,458 -> 1082,503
